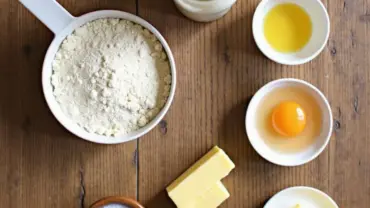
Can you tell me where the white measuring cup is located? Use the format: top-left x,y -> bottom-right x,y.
19,0 -> 177,144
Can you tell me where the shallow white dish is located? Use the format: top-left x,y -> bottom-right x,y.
252,0 -> 330,65
264,186 -> 339,208
245,79 -> 333,166
20,0 -> 176,144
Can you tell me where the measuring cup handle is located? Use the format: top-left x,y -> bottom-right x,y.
19,0 -> 75,35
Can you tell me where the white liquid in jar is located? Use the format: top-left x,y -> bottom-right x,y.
174,0 -> 237,22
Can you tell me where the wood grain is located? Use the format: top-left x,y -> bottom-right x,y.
1,0 -> 370,207
327,0 -> 370,206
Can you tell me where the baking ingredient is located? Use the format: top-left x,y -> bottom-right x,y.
197,182 -> 229,208
189,181 -> 230,208
51,18 -> 172,136
264,3 -> 312,53
167,146 -> 235,207
256,86 -> 322,153
174,0 -> 237,22
103,204 -> 128,208
265,187 -> 337,208
271,101 -> 306,137
176,0 -> 236,11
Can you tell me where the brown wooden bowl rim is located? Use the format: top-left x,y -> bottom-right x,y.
90,196 -> 144,208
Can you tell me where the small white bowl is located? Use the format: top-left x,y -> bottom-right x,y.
264,186 -> 339,208
245,79 -> 333,166
252,0 -> 330,65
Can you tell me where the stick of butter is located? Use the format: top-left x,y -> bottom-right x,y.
185,181 -> 230,208
167,146 -> 235,207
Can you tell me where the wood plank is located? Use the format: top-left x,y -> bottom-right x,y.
0,0 -> 137,207
327,0 -> 370,207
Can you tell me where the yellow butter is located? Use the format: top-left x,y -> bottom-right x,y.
167,146 -> 235,207
184,181 -> 230,208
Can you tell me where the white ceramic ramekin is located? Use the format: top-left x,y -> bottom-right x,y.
253,0 -> 330,65
264,186 -> 339,208
19,0 -> 176,144
245,79 -> 333,166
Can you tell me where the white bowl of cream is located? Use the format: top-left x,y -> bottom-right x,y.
174,0 -> 237,22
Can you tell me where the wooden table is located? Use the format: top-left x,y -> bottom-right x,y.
1,0 -> 369,207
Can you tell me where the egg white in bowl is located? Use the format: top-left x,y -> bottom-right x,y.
246,78 -> 333,166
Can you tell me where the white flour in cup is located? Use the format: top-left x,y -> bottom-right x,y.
51,18 -> 172,137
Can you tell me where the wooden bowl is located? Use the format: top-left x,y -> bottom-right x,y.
90,196 -> 144,208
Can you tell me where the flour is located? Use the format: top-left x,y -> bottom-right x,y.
51,18 -> 172,136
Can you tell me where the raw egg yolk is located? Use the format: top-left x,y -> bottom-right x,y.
271,101 -> 306,137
